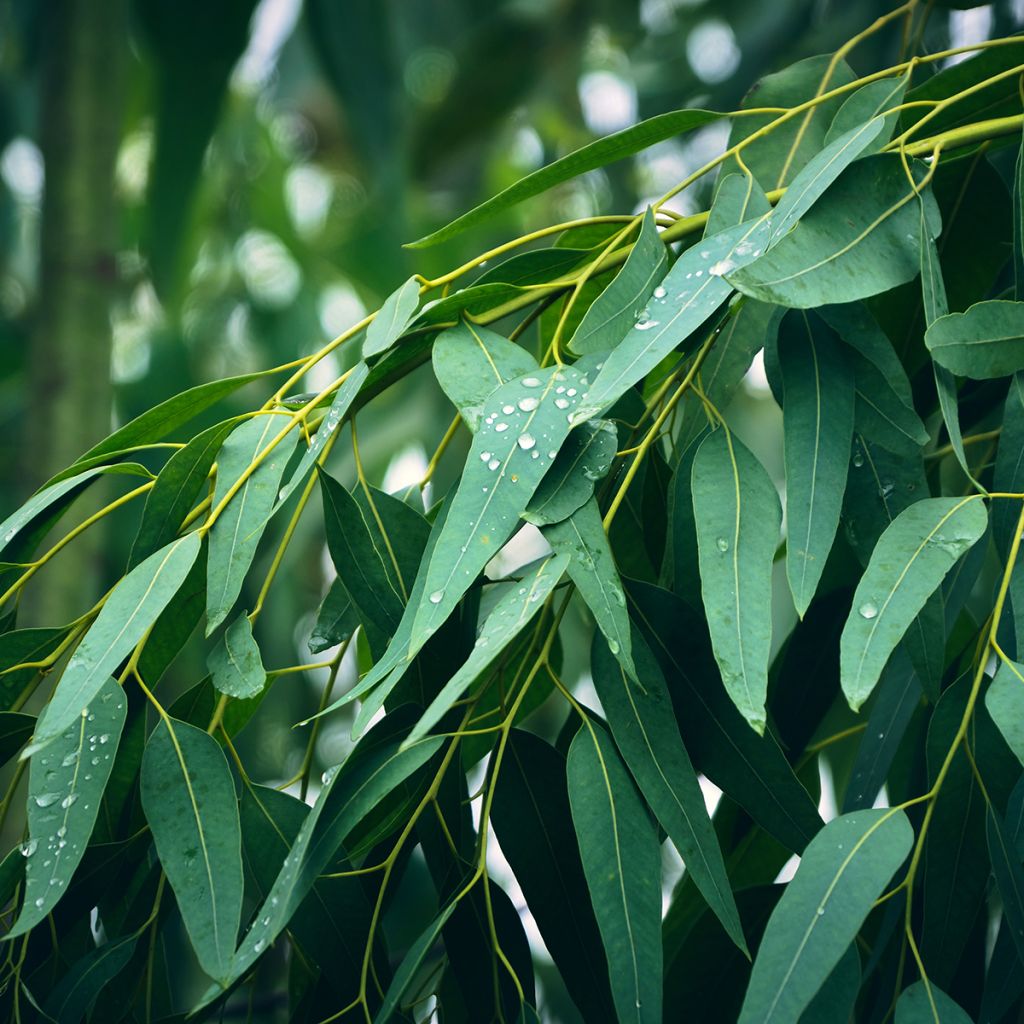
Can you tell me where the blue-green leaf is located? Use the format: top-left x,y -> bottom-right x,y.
895,980 -> 973,1023
207,614 -> 266,700
986,658 -> 1024,767
567,725 -> 662,1024
840,498 -> 987,710
363,277 -> 420,358
26,533 -> 201,755
824,73 -> 909,149
738,809 -> 913,1023
925,300 -> 1024,379
8,676 -> 126,937
42,933 -> 138,1023
140,717 -> 243,983
692,428 -> 782,733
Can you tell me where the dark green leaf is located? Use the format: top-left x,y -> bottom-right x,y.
308,579 -> 359,655
0,712 -> 33,767
987,805 -> 1024,965
926,300 -> 1024,379
42,933 -> 137,1024
894,980 -> 973,1023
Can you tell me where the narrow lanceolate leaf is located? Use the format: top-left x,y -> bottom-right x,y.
987,805 -> 1024,964
409,109 -> 720,247
129,419 -> 238,568
206,415 -> 297,634
730,155 -> 942,308
1016,124 -> 1024,300
202,734 -> 443,1002
363,277 -> 420,358
574,216 -> 772,423
738,809 -> 913,1024
779,311 -> 854,617
0,713 -> 33,767
985,658 -> 1024,767
895,981 -> 973,1023
840,498 -> 988,711
567,726 -> 662,1024
404,554 -> 567,747
591,633 -> 744,953
925,300 -> 1024,379
569,208 -> 668,356
27,533 -> 201,755
692,429 -> 782,734
523,420 -> 617,527
42,934 -> 138,1023
273,362 -> 368,511
768,117 -> 886,242
491,731 -> 616,1023
994,374 -> 1024,558
545,498 -> 634,678
707,172 -> 772,235
409,364 -> 591,653
9,676 -> 126,937
373,903 -> 458,1024
309,578 -> 358,654
432,322 -> 539,432
207,614 -> 266,700
140,717 -> 243,983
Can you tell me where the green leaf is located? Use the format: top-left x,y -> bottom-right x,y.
692,428 -> 781,733
403,553 -> 567,747
894,980 -> 973,1023
273,363 -> 369,511
738,809 -> 913,1023
768,117 -> 886,242
409,109 -> 721,247
545,498 -> 634,678
707,172 -> 772,235
568,208 -> 668,355
574,216 -> 772,423
987,804 -> 1024,965
491,731 -> 615,1022
799,944 -> 861,1024
42,933 -> 138,1024
26,533 -> 201,755
206,415 -> 297,634
408,364 -> 591,653
0,712 -> 33,767
985,658 -> 1024,767
824,73 -> 909,150
308,579 -> 359,655
432,322 -> 539,432
779,311 -> 854,616
62,369 -> 273,480
567,725 -> 662,1024
995,374 -> 1024,559
926,300 -> 1024,379
840,497 -> 987,710
373,903 -> 457,1024
8,676 -> 126,937
1016,125 -> 1024,300
140,716 -> 243,983
202,732 -> 444,1002
364,277 -> 420,358
129,419 -> 238,568
591,631 -> 744,952
730,155 -> 941,308
207,614 -> 266,700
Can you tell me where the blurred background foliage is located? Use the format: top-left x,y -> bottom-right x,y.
0,1 -> 1022,1012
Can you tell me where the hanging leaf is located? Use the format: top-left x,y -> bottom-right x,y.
730,155 -> 942,308
987,805 -> 1024,964
0,713 -> 33,767
707,172 -> 772,235
738,809 -> 913,1023
42,933 -> 138,1024
840,497 -> 987,710
206,415 -> 297,634
569,208 -> 668,355
8,676 -> 126,936
207,614 -> 266,700
824,73 -> 909,149
409,109 -> 721,247
363,277 -> 420,358
523,420 -> 617,526
432,322 -> 540,432
308,579 -> 359,655
591,631 -> 744,952
574,216 -> 772,423
925,300 -> 1024,379
545,498 -> 634,679
403,553 -> 567,747
691,428 -> 782,733
567,724 -> 663,1024
140,717 -> 243,983
985,658 -> 1024,767
894,980 -> 973,1023
994,374 -> 1024,558
26,533 -> 201,755
778,310 -> 854,617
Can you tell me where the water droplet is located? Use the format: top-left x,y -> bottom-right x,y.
20,839 -> 37,857
488,458 -> 500,471
522,377 -> 542,388
480,451 -> 492,461
56,826 -> 67,838
566,388 -> 577,397
634,318 -> 659,331
34,897 -> 44,909
716,537 -> 729,553
98,734 -> 109,744
879,479 -> 894,499
34,793 -> 60,808
653,285 -> 666,299
61,794 -> 78,809
859,601 -> 878,620
502,404 -> 514,415
60,752 -> 78,768
555,398 -> 569,409
816,907 -> 825,917
517,434 -> 536,451
548,451 -> 557,460
518,397 -> 539,412
495,423 -> 509,433
262,916 -> 271,927
708,259 -> 735,277
429,590 -> 445,605
610,589 -> 625,607
608,638 -> 620,655
254,939 -> 266,953
852,451 -> 864,468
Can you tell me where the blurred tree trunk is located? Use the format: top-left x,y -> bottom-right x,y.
24,0 -> 128,625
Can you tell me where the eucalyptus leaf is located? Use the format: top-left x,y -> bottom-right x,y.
363,277 -> 420,358
207,613 -> 266,700
894,980 -> 973,1023
926,300 -> 1024,379
985,657 -> 1024,767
